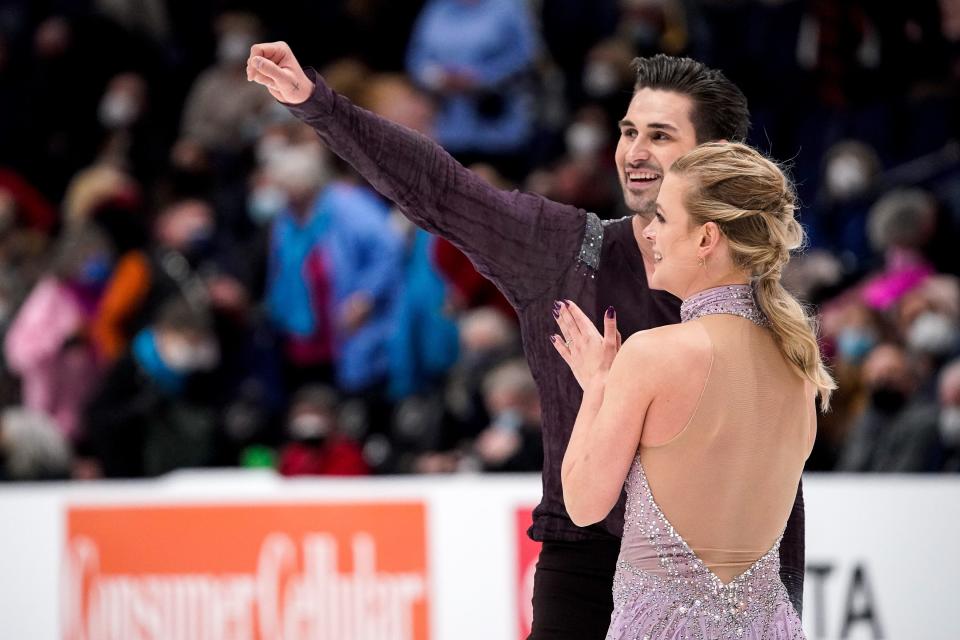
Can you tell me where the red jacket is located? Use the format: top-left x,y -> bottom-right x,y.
278,436 -> 370,476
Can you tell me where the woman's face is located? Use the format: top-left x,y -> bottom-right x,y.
642,172 -> 702,297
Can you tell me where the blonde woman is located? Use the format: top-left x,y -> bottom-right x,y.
553,142 -> 834,638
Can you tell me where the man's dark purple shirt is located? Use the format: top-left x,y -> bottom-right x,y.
284,70 -> 805,612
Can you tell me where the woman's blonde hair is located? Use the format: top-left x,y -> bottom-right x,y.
671,142 -> 836,409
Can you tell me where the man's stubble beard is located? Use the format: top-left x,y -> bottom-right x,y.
622,187 -> 657,219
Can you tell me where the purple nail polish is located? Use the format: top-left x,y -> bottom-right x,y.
552,309 -> 560,319
606,306 -> 615,318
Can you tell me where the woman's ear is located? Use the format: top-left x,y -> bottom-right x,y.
700,221 -> 721,254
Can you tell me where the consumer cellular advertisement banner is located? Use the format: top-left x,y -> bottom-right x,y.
62,502 -> 429,640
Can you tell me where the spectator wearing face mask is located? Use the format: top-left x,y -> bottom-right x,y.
94,71 -> 166,183
861,188 -> 939,311
90,197 -> 240,351
178,12 -> 277,155
4,226 -> 114,440
808,140 -> 882,271
836,343 -> 941,472
808,302 -> 890,470
578,37 -> 641,124
897,276 -> 960,396
278,385 -> 369,476
406,0 -> 539,179
262,138 -> 404,398
525,105 -> 620,220
77,297 -> 221,478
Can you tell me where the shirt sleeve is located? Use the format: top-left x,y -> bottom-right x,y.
282,70 -> 586,309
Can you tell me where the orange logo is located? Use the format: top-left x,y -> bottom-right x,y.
62,503 -> 430,640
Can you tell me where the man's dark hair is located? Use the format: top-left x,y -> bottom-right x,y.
632,55 -> 750,143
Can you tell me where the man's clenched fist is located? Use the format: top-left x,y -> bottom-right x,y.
246,41 -> 314,105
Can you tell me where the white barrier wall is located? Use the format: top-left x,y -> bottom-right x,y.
0,471 -> 957,640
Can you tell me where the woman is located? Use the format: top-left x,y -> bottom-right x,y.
552,142 -> 834,638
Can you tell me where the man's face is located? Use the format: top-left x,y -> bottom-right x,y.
615,89 -> 699,216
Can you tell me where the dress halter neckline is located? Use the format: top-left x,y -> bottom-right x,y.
680,284 -> 767,326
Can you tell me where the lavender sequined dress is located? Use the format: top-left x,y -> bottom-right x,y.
606,286 -> 805,639
606,458 -> 804,639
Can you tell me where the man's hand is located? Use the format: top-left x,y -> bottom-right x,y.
246,41 -> 314,104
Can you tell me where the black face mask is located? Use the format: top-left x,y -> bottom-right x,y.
870,386 -> 907,414
183,233 -> 215,263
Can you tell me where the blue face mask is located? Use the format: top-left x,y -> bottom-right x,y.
77,254 -> 113,285
837,327 -> 876,363
248,185 -> 288,225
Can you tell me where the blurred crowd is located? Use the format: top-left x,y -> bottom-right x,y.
0,0 -> 958,481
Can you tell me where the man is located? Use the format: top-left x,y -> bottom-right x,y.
247,43 -> 805,637
836,343 -> 939,472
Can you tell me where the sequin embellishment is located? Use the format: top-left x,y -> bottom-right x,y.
577,211 -> 604,273
605,456 -> 805,639
680,284 -> 767,326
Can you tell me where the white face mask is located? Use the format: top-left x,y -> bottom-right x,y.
98,91 -> 139,129
255,135 -> 288,167
266,144 -> 328,196
565,122 -> 606,159
940,407 -> 960,447
218,32 -> 255,65
161,337 -> 219,372
162,338 -> 194,372
907,312 -> 959,357
289,413 -> 333,440
583,62 -> 619,98
825,155 -> 869,201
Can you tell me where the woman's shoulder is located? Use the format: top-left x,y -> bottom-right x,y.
619,322 -> 713,370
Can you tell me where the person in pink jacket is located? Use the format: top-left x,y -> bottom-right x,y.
4,226 -> 114,440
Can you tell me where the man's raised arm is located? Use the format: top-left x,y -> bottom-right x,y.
247,41 -> 585,309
